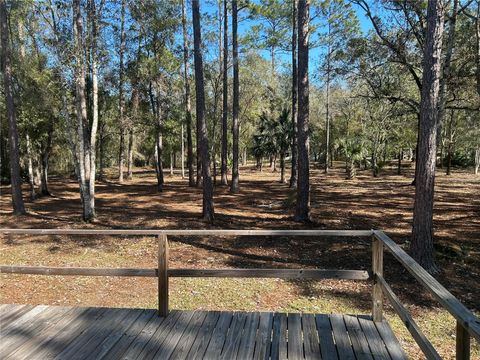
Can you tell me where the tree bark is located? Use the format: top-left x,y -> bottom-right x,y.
73,0 -> 94,221
181,124 -> 185,178
290,0 -> 298,188
230,0 -> 240,193
475,147 -> 479,175
1,0 -> 26,215
437,0 -> 458,153
325,32 -> 331,174
25,134 -> 36,200
411,0 -> 445,273
88,0 -> 99,217
118,0 -> 126,183
295,0 -> 310,222
192,0 -> 215,221
181,0 -> 195,187
221,0 -> 229,186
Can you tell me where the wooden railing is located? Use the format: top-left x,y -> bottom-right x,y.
1,228 -> 479,359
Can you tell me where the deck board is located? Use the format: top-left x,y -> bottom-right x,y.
0,304 -> 408,359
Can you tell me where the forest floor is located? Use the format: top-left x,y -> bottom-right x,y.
1,162 -> 479,359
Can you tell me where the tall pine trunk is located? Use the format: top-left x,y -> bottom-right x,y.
221,0 -> 229,186
73,0 -> 94,221
118,0 -> 126,183
295,0 -> 310,222
88,0 -> 99,216
230,0 -> 240,193
290,0 -> 298,188
411,0 -> 445,273
192,0 -> 214,221
181,0 -> 195,187
1,0 -> 26,215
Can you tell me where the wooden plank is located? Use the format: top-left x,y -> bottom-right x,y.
0,304 -> 45,334
170,311 -> 208,360
171,269 -> 370,280
372,235 -> 384,322
5,307 -> 86,360
140,310 -> 189,360
121,310 -> 173,360
288,313 -> 303,360
330,314 -> 355,360
220,312 -> 248,359
374,320 -> 408,360
53,308 -> 129,360
252,312 -> 274,360
185,311 -> 220,359
0,304 -> 32,323
99,309 -> 157,360
357,316 -> 391,360
1,228 -> 374,237
343,315 -> 374,360
316,314 -> 338,360
2,306 -> 71,357
158,234 -> 169,317
237,312 -> 260,359
0,305 -> 63,355
203,312 -> 233,358
77,308 -> 145,360
377,275 -> 441,360
270,313 -> 287,360
302,313 -> 321,360
0,265 -> 157,277
374,230 -> 480,342
34,307 -> 107,359
153,310 -> 196,359
456,321 -> 470,360
0,266 -> 369,281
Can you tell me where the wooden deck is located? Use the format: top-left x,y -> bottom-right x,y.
0,304 -> 407,360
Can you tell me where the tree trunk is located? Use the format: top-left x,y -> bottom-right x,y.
220,0 -> 229,186
192,0 -> 214,221
230,0 -> 240,193
475,147 -> 479,175
290,0 -> 298,188
324,23 -> 332,174
397,150 -> 402,175
38,118 -> 53,196
280,152 -> 286,183
88,0 -> 99,217
1,0 -> 26,215
127,129 -> 134,179
25,134 -> 36,200
295,0 -> 310,222
181,0 -> 195,187
154,130 -> 164,191
118,0 -> 126,183
181,124 -> 185,178
411,0 -> 445,273
437,0 -> 458,155
170,152 -> 174,176
73,0 -> 94,221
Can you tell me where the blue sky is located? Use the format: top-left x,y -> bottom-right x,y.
200,0 -> 373,76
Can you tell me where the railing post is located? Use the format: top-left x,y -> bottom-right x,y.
158,234 -> 169,317
372,233 -> 383,322
456,321 -> 470,360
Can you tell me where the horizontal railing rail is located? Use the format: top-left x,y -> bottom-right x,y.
1,228 -> 479,359
372,230 -> 480,360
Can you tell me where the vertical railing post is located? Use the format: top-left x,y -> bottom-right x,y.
456,321 -> 470,360
158,234 -> 169,317
372,233 -> 383,322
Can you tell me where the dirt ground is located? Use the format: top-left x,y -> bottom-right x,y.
1,162 -> 479,359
